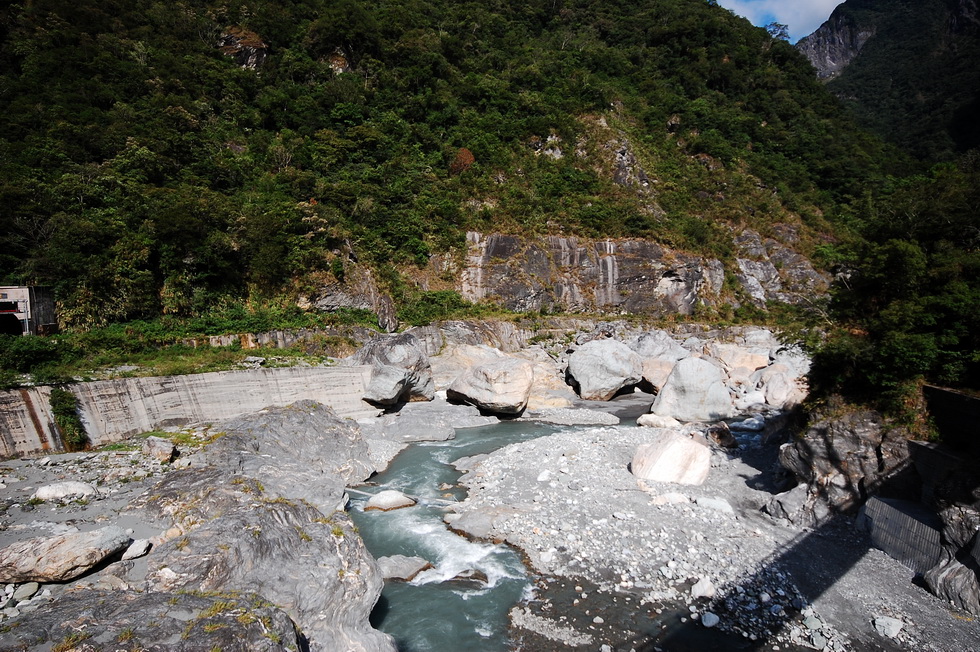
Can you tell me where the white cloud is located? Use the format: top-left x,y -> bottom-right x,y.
717,0 -> 844,42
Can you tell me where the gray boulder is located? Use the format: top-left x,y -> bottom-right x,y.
566,339 -> 643,401
138,467 -> 394,652
351,332 -> 435,405
199,401 -> 376,513
651,357 -> 734,422
142,435 -> 177,462
0,526 -> 131,583
0,589 -> 302,651
924,557 -> 980,615
447,358 -> 535,415
377,555 -> 433,581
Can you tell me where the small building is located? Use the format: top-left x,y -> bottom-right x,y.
0,286 -> 57,336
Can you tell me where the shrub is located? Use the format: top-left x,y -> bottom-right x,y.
49,387 -> 88,451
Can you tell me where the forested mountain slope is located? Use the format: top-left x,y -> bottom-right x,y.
797,0 -> 980,161
0,0 -> 893,328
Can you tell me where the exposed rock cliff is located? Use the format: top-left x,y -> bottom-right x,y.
796,8 -> 876,80
460,230 -> 827,315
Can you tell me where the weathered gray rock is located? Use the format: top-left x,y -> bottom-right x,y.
780,408 -> 911,515
11,582 -> 38,602
138,467 -> 394,652
377,555 -> 433,581
0,589 -> 302,651
121,538 -> 151,561
199,401 -> 376,513
630,430 -> 711,486
519,408 -> 620,426
872,615 -> 904,638
651,357 -> 734,422
30,481 -> 100,502
924,557 -> 980,615
753,363 -> 807,409
365,490 -> 417,512
362,399 -> 496,444
142,435 -> 176,463
566,339 -> 643,401
447,358 -> 535,415
350,333 -> 435,405
0,526 -> 130,583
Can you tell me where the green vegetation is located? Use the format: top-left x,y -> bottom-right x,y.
807,156 -> 980,418
0,0 -> 892,328
822,0 -> 980,161
49,387 -> 88,451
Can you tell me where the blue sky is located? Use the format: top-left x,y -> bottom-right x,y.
717,0 -> 845,42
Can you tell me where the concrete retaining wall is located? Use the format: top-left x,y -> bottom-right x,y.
0,366 -> 377,459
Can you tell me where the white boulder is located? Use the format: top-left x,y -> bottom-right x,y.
631,430 -> 711,486
31,481 -> 100,502
364,490 -> 417,512
566,339 -> 643,401
651,357 -> 734,422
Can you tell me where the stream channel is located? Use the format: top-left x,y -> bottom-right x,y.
347,419 -> 572,652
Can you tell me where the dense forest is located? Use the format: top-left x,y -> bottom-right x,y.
0,0 -> 977,412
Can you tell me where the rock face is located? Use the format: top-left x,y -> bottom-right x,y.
566,339 -> 643,400
0,589 -> 302,651
447,358 -> 535,415
218,26 -> 269,70
651,357 -> 734,422
138,466 -> 392,651
630,430 -> 711,486
796,8 -> 876,80
0,526 -> 131,583
197,400 -> 376,513
461,232 -> 725,315
350,332 -> 435,405
459,231 -> 827,315
734,229 -> 830,308
779,407 -> 912,518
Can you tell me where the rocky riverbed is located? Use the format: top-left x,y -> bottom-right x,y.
444,396 -> 980,651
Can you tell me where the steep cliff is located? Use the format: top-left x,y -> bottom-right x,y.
797,0 -> 980,159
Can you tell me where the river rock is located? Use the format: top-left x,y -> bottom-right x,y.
447,358 -> 535,415
30,481 -> 100,502
121,538 -> 152,560
350,332 -> 435,405
430,343 -> 506,389
924,557 -> 980,615
651,356 -> 734,422
0,526 -> 131,583
0,589 -> 303,651
706,422 -> 738,448
11,582 -> 39,602
138,467 -> 394,652
520,408 -> 620,426
199,401 -> 376,513
142,435 -> 176,462
753,363 -> 807,409
630,430 -> 711,486
691,576 -> 716,599
637,413 -> 681,428
377,555 -> 433,581
872,615 -> 904,638
566,339 -> 643,401
365,490 -> 417,512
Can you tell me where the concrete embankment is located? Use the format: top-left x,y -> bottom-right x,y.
0,366 -> 377,458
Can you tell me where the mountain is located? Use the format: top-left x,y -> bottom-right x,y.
0,0 -> 891,328
797,0 -> 980,160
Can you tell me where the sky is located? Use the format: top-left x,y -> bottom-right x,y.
717,0 -> 845,42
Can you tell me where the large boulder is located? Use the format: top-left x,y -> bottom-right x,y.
0,589 -> 303,652
137,467 -> 394,652
0,526 -> 131,583
752,363 -> 807,409
651,357 -> 734,422
350,333 -> 434,405
30,481 -> 100,502
630,430 -> 711,486
429,343 -> 507,390
447,358 -> 535,415
197,400 -> 376,513
566,339 -> 643,401
924,556 -> 980,615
